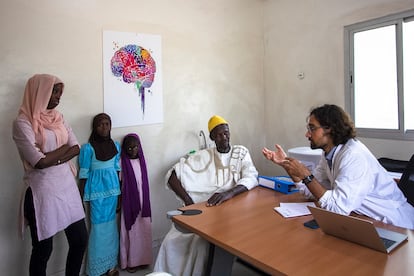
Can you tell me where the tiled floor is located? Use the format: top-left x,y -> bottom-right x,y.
118,259 -> 266,276
114,241 -> 268,276
119,262 -> 264,276
118,265 -> 152,275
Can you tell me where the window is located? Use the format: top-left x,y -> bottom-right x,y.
344,9 -> 414,140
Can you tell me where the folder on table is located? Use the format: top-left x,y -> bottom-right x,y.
258,175 -> 298,194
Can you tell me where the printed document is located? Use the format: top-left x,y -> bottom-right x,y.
274,202 -> 316,218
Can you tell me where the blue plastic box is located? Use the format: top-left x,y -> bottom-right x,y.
258,175 -> 298,194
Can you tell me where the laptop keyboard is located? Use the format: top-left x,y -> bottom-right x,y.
381,237 -> 396,248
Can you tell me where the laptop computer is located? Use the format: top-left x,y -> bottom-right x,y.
308,206 -> 408,253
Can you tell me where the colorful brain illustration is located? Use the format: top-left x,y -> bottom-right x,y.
110,44 -> 156,114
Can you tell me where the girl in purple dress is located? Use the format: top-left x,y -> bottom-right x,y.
120,133 -> 152,273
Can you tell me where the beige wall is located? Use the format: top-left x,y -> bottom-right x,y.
0,1 -> 264,274
261,0 -> 414,176
0,0 -> 413,275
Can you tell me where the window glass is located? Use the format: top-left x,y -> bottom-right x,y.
354,26 -> 398,129
345,9 -> 414,139
403,20 -> 414,130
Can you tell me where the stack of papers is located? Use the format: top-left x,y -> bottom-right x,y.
274,202 -> 316,218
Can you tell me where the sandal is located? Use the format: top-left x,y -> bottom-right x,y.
107,268 -> 119,276
126,266 -> 139,273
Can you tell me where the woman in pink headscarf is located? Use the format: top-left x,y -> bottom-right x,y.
13,74 -> 88,276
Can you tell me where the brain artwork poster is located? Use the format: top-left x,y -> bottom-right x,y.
103,31 -> 163,127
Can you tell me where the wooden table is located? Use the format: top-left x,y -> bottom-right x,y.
172,186 -> 414,275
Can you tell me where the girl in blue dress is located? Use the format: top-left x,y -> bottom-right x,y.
79,113 -> 121,276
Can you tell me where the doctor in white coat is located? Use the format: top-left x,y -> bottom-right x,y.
263,104 -> 414,230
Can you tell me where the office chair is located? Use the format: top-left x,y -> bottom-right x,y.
378,157 -> 408,173
398,154 -> 414,207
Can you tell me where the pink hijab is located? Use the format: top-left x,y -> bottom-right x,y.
18,74 -> 68,151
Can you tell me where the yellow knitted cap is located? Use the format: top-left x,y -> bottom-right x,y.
208,115 -> 228,132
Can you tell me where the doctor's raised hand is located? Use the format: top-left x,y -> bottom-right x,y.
262,144 -> 288,165
262,145 -> 310,183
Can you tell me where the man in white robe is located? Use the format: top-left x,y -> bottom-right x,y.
154,115 -> 258,276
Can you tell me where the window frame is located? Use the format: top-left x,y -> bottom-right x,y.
344,8 -> 414,141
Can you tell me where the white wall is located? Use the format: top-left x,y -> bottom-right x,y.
1,0 -> 414,275
0,1 -> 264,275
261,0 -> 414,176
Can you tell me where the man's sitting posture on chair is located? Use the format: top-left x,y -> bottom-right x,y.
154,115 -> 258,276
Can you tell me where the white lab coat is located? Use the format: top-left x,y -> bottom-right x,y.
300,139 -> 414,229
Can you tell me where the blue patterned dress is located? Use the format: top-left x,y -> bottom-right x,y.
79,142 -> 121,276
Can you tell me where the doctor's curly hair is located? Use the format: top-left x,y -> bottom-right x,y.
308,104 -> 356,146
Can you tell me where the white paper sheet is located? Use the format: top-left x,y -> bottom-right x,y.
274,202 -> 316,218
